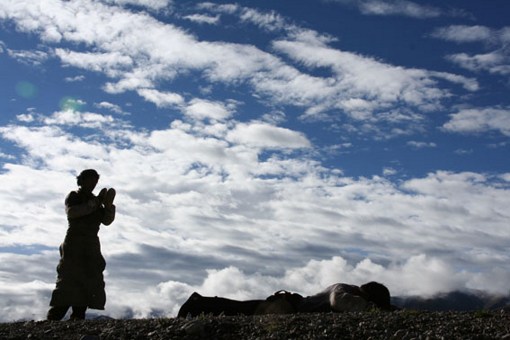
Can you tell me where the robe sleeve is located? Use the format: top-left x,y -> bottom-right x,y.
65,191 -> 98,219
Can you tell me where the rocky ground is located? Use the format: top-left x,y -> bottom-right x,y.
1,311 -> 510,339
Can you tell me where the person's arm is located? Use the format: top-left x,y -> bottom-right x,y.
65,192 -> 100,219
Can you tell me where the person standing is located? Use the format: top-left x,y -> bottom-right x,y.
47,169 -> 116,320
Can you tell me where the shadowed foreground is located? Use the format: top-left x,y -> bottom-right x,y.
1,311 -> 510,339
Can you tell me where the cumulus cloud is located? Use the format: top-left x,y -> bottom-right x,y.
137,89 -> 185,108
43,111 -> 116,128
184,99 -> 233,121
1,107 -> 510,320
226,122 -> 311,149
443,107 -> 510,136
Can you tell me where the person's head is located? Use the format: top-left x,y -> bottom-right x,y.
360,281 -> 391,310
77,169 -> 100,192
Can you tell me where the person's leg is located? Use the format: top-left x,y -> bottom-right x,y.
70,306 -> 87,320
47,306 -> 69,320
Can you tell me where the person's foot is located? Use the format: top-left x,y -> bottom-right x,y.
70,306 -> 87,320
46,306 -> 68,321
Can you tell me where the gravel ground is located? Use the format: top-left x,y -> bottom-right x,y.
1,311 -> 510,339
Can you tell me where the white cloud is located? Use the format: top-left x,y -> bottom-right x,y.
326,0 -> 446,19
64,75 -> 86,82
6,48 -> 50,66
432,25 -> 494,43
1,109 -> 510,320
446,52 -> 510,76
101,0 -> 173,11
0,152 -> 15,160
443,107 -> 510,136
3,250 -> 509,320
429,71 -> 479,91
195,0 -> 299,35
358,0 -> 442,18
454,148 -> 473,155
432,25 -> 510,77
43,110 -> 115,128
226,122 -> 311,149
55,49 -> 134,76
0,0 -> 474,138
95,101 -> 126,115
0,125 -> 109,168
239,8 -> 289,32
407,141 -> 437,148
184,98 -> 233,121
16,113 -> 35,123
271,38 -> 476,123
183,13 -> 219,25
137,89 -> 185,108
196,3 -> 239,15
382,167 -> 397,176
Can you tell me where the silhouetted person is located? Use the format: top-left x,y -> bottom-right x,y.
47,169 -> 116,320
297,281 -> 396,312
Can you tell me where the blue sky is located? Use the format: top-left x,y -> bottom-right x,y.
0,0 -> 509,321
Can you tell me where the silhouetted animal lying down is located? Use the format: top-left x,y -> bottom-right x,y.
178,281 -> 397,317
177,290 -> 303,317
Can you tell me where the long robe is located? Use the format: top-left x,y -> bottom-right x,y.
49,190 -> 115,309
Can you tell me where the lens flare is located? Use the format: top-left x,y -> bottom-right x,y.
59,96 -> 86,111
15,81 -> 38,99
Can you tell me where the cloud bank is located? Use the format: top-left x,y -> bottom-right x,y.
1,106 -> 509,320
